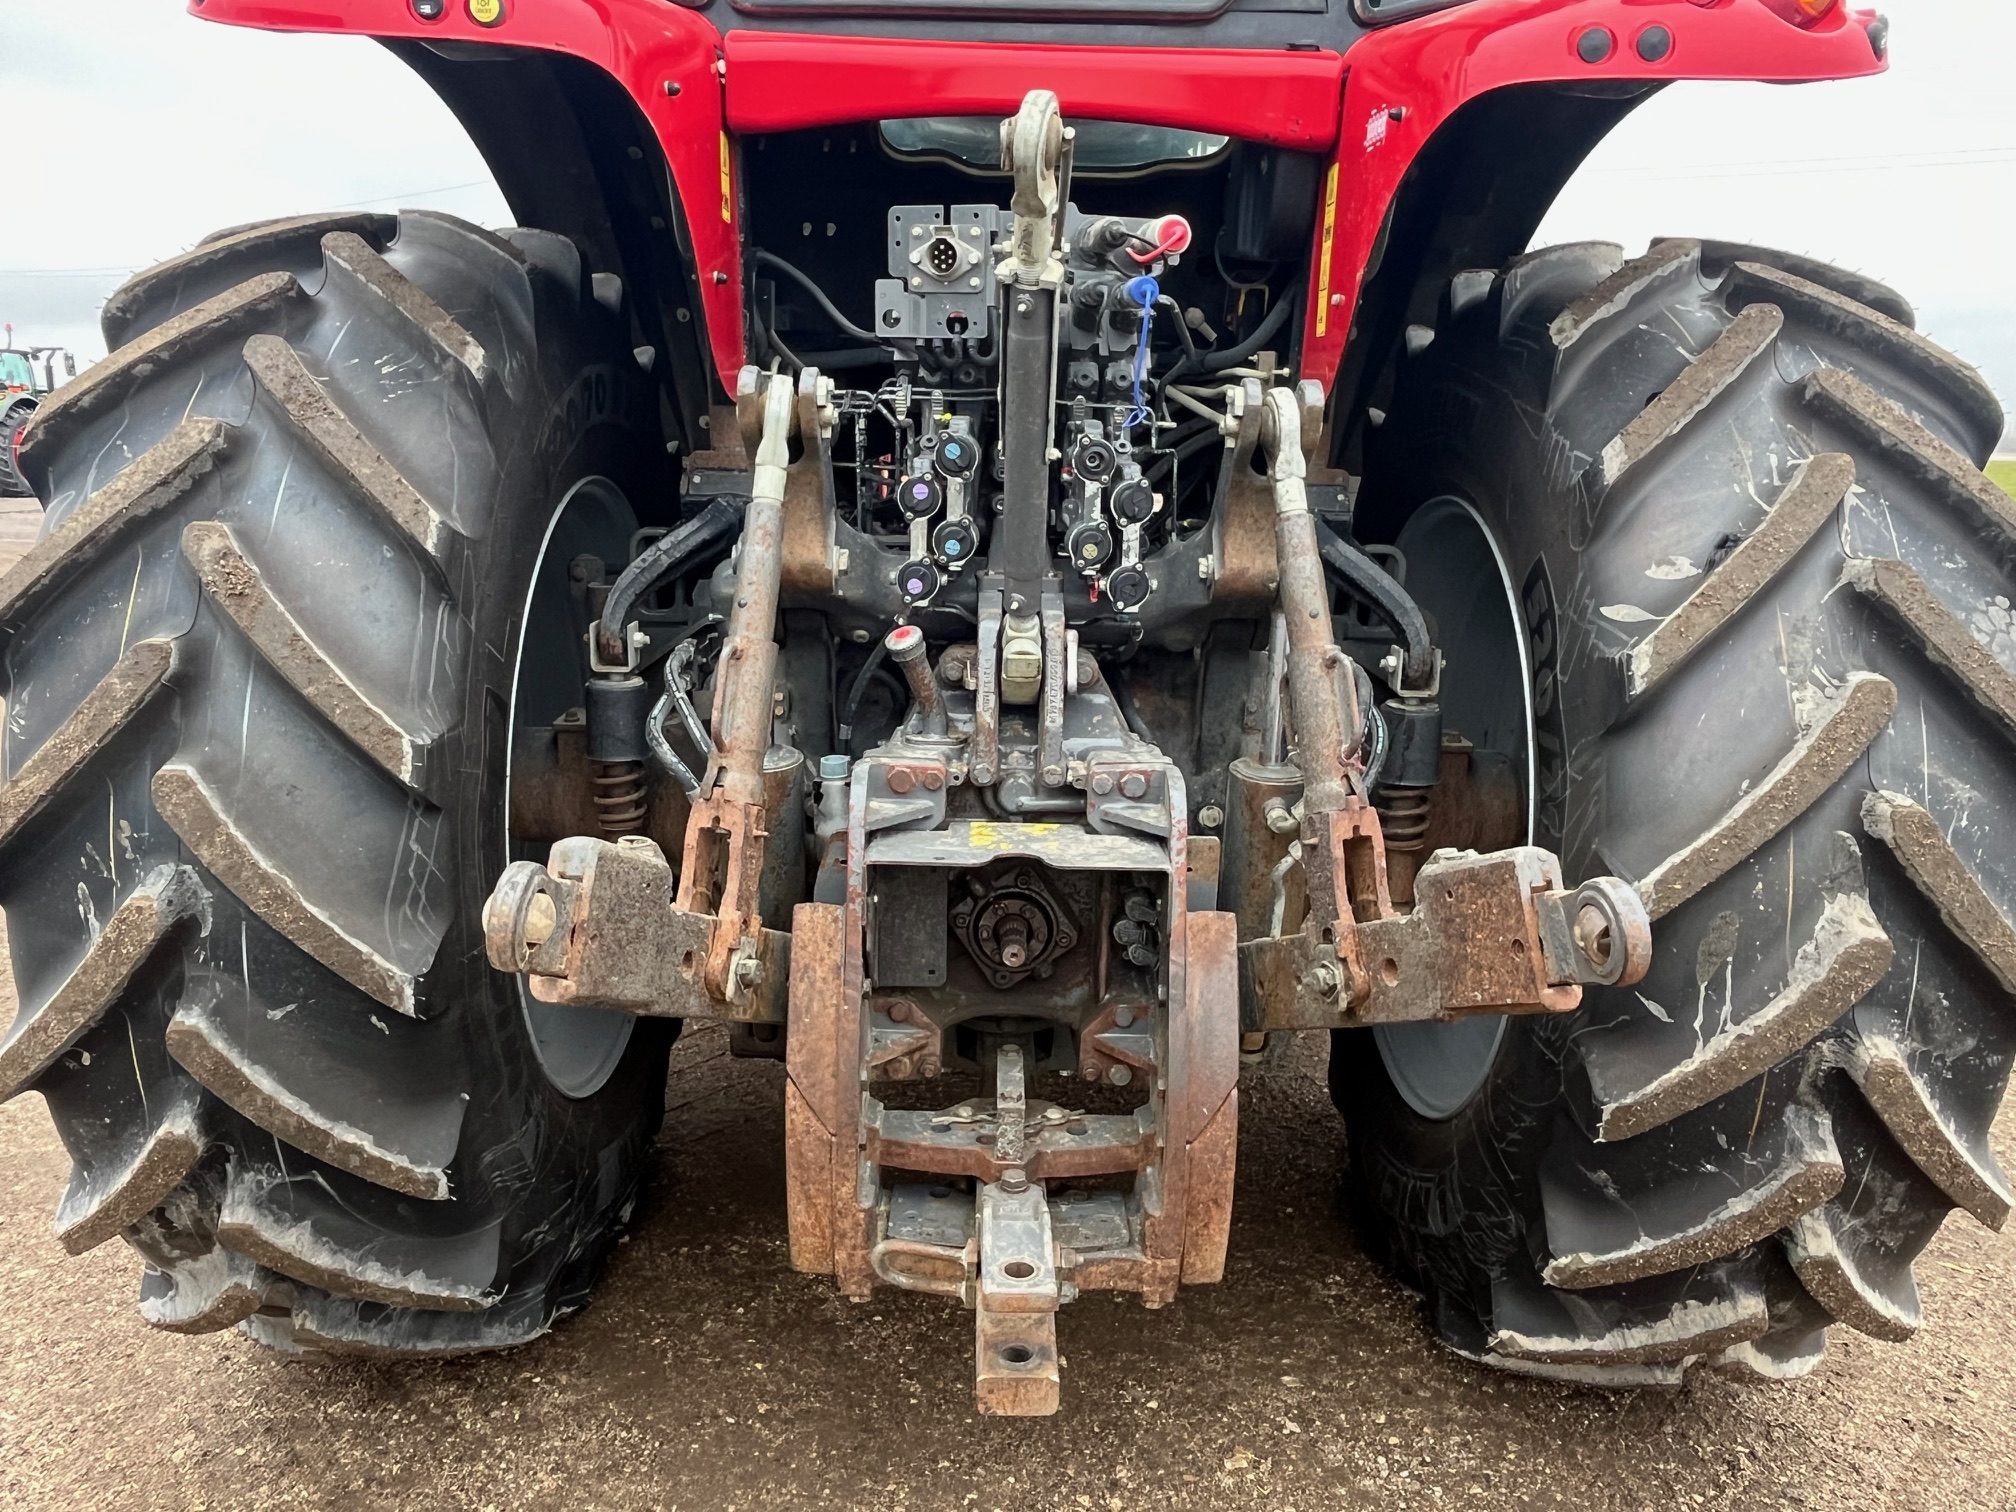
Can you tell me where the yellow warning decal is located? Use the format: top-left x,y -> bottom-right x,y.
1315,161 -> 1340,339
966,822 -> 1064,849
719,132 -> 733,223
466,0 -> 503,24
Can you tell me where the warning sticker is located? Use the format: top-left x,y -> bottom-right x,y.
1314,162 -> 1340,339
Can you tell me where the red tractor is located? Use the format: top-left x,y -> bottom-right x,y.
2,0 -> 2000,1413
0,328 -> 75,497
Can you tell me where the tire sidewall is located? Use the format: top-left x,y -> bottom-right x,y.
1334,291 -> 1600,1316
435,293 -> 674,1295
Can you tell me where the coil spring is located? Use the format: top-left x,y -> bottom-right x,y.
591,759 -> 648,837
1374,785 -> 1432,853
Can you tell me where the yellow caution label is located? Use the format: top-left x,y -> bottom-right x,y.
466,0 -> 503,25
967,822 -> 1063,849
1315,161 -> 1340,339
719,133 -> 733,223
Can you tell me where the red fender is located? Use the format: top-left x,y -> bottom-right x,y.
192,0 -> 1885,394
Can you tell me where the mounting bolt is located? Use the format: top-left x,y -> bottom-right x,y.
1114,1006 -> 1135,1029
922,768 -> 945,791
1107,1064 -> 1133,1087
1197,803 -> 1224,830
1090,772 -> 1114,796
734,956 -> 765,991
1000,1167 -> 1029,1194
887,766 -> 916,795
1310,963 -> 1340,1000
1264,800 -> 1299,836
1119,772 -> 1148,800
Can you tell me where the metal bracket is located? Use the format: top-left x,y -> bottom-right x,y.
975,1172 -> 1061,1416
1238,845 -> 1651,1031
482,834 -> 789,1023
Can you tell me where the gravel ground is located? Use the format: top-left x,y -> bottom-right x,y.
2,495 -> 2014,1510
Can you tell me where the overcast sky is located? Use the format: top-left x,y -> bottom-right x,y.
2,0 -> 2011,444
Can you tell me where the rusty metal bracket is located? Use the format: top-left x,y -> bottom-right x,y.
1239,846 -> 1650,1031
974,1169 -> 1062,1416
482,835 -> 788,1022
1233,382 -> 1650,1034
1207,378 -> 1275,607
780,366 -> 839,596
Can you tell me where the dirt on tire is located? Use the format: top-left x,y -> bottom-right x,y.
2,905 -> 2012,1510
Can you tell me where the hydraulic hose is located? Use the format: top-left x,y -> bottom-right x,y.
838,638 -> 893,744
1200,291 -> 1299,373
1313,518 -> 1437,690
1154,291 -> 1300,394
755,250 -> 881,344
595,496 -> 741,664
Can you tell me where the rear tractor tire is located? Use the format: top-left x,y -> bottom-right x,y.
1336,237 -> 2016,1383
0,210 -> 673,1354
1,395 -> 36,498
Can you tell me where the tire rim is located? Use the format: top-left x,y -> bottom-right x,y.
505,475 -> 640,1099
1371,495 -> 1534,1120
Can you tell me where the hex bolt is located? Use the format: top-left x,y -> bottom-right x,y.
1107,1064 -> 1133,1087
1114,1006 -> 1135,1028
1310,963 -> 1340,1000
1000,1167 -> 1030,1194
887,766 -> 917,795
1119,772 -> 1148,800
1090,772 -> 1114,796
734,956 -> 765,991
1197,804 -> 1224,830
1264,799 -> 1299,836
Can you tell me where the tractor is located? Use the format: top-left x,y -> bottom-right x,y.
3,0 -> 2005,1415
0,327 -> 74,497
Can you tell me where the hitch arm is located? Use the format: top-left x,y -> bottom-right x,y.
481,366 -> 815,1023
1237,385 -> 1651,1031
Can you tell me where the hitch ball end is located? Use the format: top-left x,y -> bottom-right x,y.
1549,876 -> 1652,989
483,859 -> 567,974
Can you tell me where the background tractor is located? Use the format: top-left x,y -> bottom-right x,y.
0,326 -> 74,497
2,0 -> 2007,1418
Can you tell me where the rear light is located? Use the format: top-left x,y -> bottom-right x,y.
1761,0 -> 1840,25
